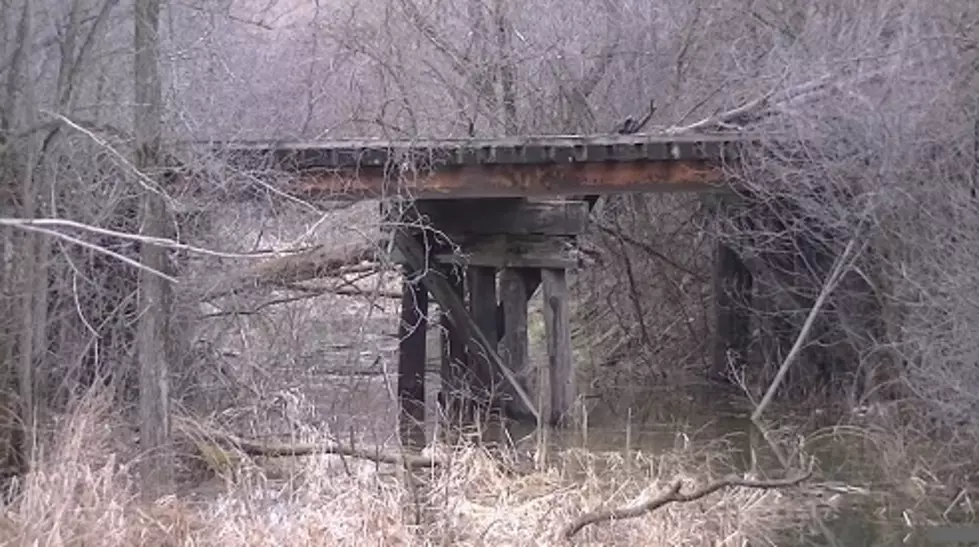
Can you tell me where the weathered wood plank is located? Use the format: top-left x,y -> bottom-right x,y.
435,235 -> 578,269
393,230 -> 540,423
500,268 -> 534,422
219,133 -> 745,169
413,199 -> 590,236
712,242 -> 753,381
397,265 -> 428,449
542,268 -> 574,427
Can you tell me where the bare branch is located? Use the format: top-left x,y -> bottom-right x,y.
751,236 -> 863,421
41,111 -> 174,203
3,217 -> 176,283
0,217 -> 304,260
562,465 -> 815,540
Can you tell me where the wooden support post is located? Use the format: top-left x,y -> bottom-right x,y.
496,269 -> 541,341
397,263 -> 428,449
468,266 -> 500,414
438,265 -> 469,427
499,268 -> 534,422
712,242 -> 753,381
393,230 -> 540,423
542,268 -> 574,427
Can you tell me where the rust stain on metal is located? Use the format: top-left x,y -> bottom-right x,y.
289,160 -> 726,200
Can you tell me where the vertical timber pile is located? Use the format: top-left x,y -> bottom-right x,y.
468,265 -> 502,435
396,256 -> 428,449
438,264 -> 470,430
499,269 -> 533,421
712,198 -> 754,381
542,268 -> 573,426
417,198 -> 587,431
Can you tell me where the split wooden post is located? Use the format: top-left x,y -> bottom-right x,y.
468,265 -> 500,424
542,268 -> 574,426
438,265 -> 469,428
499,268 -> 533,422
397,260 -> 429,450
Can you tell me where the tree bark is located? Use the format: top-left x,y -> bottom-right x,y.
14,0 -> 39,473
134,0 -> 172,495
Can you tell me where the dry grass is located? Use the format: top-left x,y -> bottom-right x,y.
0,395 -> 836,547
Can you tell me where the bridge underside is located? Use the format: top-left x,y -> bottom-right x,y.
211,133 -> 754,448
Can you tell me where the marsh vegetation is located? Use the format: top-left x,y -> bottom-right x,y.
2,0 -> 979,545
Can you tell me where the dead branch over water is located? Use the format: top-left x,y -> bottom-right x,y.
562,466 -> 814,540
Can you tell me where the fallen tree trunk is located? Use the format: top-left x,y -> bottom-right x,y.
198,242 -> 383,298
174,417 -> 439,469
247,244 -> 380,286
562,465 -> 814,540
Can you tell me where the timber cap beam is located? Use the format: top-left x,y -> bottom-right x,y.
213,133 -> 758,200
386,198 -> 591,237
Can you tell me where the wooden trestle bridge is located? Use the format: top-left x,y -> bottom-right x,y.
220,133 -> 755,447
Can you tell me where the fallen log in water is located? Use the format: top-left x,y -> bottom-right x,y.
174,416 -> 440,469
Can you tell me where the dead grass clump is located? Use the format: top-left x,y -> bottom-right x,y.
0,399 -> 824,546
0,394 -> 169,547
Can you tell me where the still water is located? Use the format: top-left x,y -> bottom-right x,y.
506,383 -> 971,547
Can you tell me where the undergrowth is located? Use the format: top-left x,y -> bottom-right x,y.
0,394 -> 832,547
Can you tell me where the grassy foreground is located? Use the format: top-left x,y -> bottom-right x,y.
0,397 -> 839,547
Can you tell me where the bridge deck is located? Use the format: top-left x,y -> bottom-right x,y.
217,132 -> 754,199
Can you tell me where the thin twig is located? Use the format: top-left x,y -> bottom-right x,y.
593,220 -> 705,281
41,110 -> 174,203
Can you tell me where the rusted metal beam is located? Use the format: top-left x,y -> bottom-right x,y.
211,132 -> 752,200
287,160 -> 726,200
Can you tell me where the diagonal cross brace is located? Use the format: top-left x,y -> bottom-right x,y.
393,229 -> 541,424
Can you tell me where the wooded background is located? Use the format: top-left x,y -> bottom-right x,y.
2,0 -> 979,490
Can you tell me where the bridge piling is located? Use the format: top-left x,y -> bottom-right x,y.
389,198 -> 587,439
396,253 -> 429,450
712,235 -> 754,381
542,267 -> 574,426
437,264 -> 470,433
499,268 -> 533,422
467,265 -> 505,439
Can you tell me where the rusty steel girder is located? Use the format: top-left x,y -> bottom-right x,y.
285,159 -> 726,199
216,133 -> 751,200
